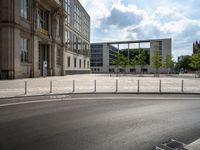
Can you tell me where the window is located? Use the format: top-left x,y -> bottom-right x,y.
56,16 -> 60,37
74,58 -> 77,68
67,56 -> 70,67
20,0 -> 29,19
21,38 -> 28,63
38,9 -> 48,31
130,68 -> 136,73
78,38 -> 82,54
65,0 -> 71,25
73,35 -> 78,53
56,49 -> 61,65
74,5 -> 81,33
159,41 -> 162,56
84,60 -> 86,68
87,61 -> 89,68
79,59 -> 82,68
65,31 -> 71,50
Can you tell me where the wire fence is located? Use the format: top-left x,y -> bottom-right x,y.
0,78 -> 200,98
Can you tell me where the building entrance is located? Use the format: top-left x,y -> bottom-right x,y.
39,44 -> 50,76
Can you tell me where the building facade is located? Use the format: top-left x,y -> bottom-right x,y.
91,39 -> 172,74
0,0 -> 90,79
193,41 -> 200,54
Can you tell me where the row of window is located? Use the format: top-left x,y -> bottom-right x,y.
67,57 -> 90,69
91,54 -> 103,58
65,31 -> 90,56
91,68 -> 100,72
91,63 -> 103,67
65,0 -> 71,26
91,49 -> 103,53
20,0 -> 89,41
91,44 -> 103,49
91,68 -> 149,73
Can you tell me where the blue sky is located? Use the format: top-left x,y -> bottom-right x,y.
79,0 -> 200,60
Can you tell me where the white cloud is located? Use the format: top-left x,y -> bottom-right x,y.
79,0 -> 200,59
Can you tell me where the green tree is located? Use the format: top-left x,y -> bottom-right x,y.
138,49 -> 148,73
130,57 -> 137,67
120,54 -> 129,73
112,52 -> 128,74
163,55 -> 174,74
190,53 -> 200,77
152,50 -> 162,76
121,48 -> 150,65
175,55 -> 192,72
129,49 -> 148,74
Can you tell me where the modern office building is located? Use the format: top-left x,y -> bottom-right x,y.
91,38 -> 172,74
0,0 -> 90,79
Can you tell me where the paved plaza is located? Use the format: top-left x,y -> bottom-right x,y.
0,74 -> 200,98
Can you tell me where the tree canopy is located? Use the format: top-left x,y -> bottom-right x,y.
190,53 -> 200,71
152,50 -> 162,69
163,55 -> 174,73
176,55 -> 192,71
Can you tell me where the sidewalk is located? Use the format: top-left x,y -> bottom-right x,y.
0,74 -> 200,98
185,138 -> 200,150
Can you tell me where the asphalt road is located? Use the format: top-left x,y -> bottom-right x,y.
0,94 -> 200,150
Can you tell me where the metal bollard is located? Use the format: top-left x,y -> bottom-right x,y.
25,81 -> 27,95
181,80 -> 184,93
116,79 -> 118,92
72,80 -> 75,93
94,80 -> 96,92
159,80 -> 162,93
50,80 -> 53,93
137,80 -> 140,93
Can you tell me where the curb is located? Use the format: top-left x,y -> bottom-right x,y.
184,138 -> 200,150
1,92 -> 200,100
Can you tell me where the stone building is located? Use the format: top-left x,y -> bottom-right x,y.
0,0 -> 90,79
193,41 -> 200,54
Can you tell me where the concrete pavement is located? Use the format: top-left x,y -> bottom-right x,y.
0,74 -> 200,98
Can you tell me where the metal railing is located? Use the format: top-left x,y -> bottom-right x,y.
0,78 -> 199,98
22,79 -> 196,95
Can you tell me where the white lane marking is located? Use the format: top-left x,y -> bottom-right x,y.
68,97 -> 200,100
0,99 -> 64,107
0,96 -> 200,108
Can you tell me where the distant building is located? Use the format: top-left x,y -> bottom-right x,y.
91,38 -> 172,74
0,0 -> 90,79
178,55 -> 188,62
193,41 -> 200,54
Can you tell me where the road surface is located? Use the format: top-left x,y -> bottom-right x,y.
0,94 -> 200,150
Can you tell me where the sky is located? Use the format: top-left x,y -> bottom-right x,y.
79,0 -> 200,61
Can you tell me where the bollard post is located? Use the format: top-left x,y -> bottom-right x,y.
181,80 -> 184,93
159,80 -> 162,93
116,79 -> 118,92
72,80 -> 75,92
25,81 -> 27,95
50,80 -> 52,93
137,80 -> 140,93
94,80 -> 96,92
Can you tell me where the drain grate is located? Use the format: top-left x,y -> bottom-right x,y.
153,139 -> 187,150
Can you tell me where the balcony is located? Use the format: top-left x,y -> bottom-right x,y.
47,0 -> 62,8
